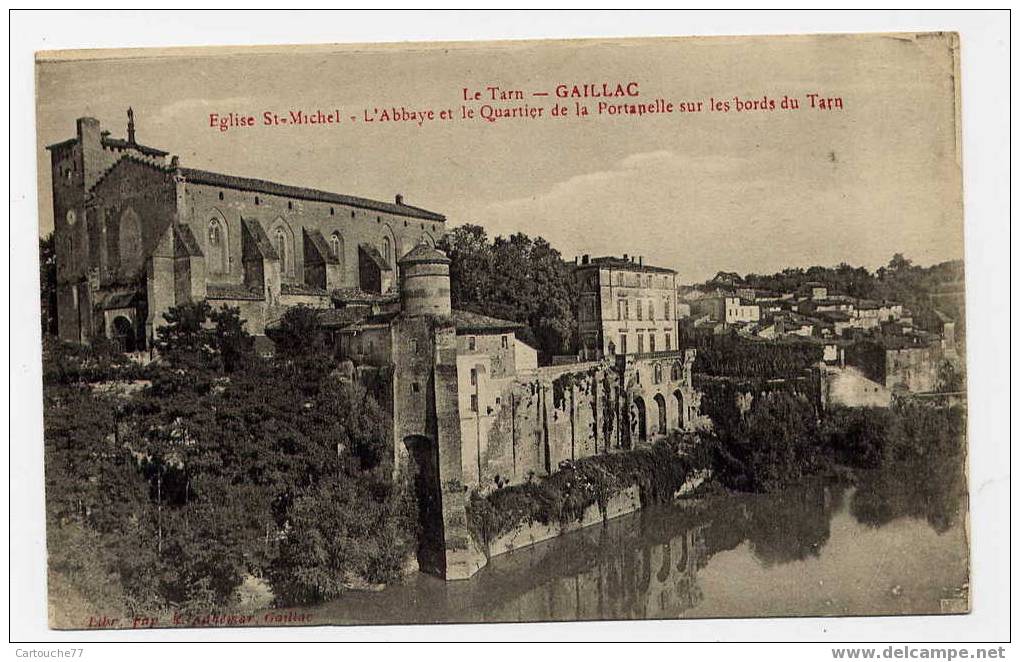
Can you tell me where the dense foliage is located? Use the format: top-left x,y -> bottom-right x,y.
44,303 -> 416,618
685,332 -> 823,379
701,380 -> 967,505
439,224 -> 579,361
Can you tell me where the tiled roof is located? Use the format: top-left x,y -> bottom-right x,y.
452,309 -> 524,334
95,290 -> 144,310
337,311 -> 400,333
576,256 -> 676,275
399,243 -> 450,265
358,243 -> 392,271
174,224 -> 203,257
207,283 -> 264,301
101,136 -> 168,157
303,228 -> 339,265
178,167 -> 445,221
331,287 -> 398,305
314,308 -> 371,329
281,283 -> 329,297
241,217 -> 279,261
45,135 -> 169,158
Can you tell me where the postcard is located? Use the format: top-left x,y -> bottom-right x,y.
35,32 -> 968,629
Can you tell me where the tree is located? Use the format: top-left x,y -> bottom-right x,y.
439,225 -> 579,361
209,305 -> 253,373
154,302 -> 253,374
270,305 -> 329,360
40,234 -> 57,336
155,301 -> 217,370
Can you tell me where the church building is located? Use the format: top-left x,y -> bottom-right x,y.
47,110 -> 447,350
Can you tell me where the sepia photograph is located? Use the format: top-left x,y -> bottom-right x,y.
11,11 -> 1008,647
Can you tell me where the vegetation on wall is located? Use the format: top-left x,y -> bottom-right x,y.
466,433 -> 710,549
685,332 -> 823,379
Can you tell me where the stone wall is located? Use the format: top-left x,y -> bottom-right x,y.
820,365 -> 892,408
178,181 -> 445,290
460,351 -> 699,490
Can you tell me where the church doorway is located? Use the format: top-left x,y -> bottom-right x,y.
111,315 -> 136,353
403,435 -> 446,577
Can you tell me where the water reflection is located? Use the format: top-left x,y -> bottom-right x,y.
312,455 -> 967,624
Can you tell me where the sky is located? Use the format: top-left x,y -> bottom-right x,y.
35,34 -> 964,283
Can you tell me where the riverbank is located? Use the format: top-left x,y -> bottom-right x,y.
464,395 -> 967,567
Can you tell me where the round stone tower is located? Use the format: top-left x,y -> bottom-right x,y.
398,242 -> 452,317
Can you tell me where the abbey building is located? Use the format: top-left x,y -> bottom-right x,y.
47,110 -> 446,350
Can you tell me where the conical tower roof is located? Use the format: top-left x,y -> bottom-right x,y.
399,242 -> 450,265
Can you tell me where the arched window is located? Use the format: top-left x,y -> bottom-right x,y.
207,218 -> 228,274
330,232 -> 344,269
654,364 -> 663,384
382,235 -> 392,265
274,227 -> 288,274
118,208 -> 142,273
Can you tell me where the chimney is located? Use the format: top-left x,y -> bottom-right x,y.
395,194 -> 404,205
638,256 -> 644,266
127,107 -> 136,144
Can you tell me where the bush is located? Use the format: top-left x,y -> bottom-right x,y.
267,475 -> 416,605
705,390 -> 823,492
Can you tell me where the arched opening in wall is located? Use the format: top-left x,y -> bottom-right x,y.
119,208 -> 142,274
654,393 -> 667,436
274,227 -> 289,275
381,235 -> 392,267
633,396 -> 647,443
402,435 -> 446,577
671,361 -> 682,382
207,217 -> 228,274
111,315 -> 135,353
330,232 -> 344,270
674,389 -> 684,429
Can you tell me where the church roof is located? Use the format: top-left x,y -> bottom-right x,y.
358,243 -> 392,271
331,287 -> 398,305
95,290 -> 145,310
45,134 -> 169,157
241,217 -> 280,261
207,283 -> 264,301
303,228 -> 339,265
399,243 -> 450,265
178,167 -> 445,221
174,224 -> 203,257
281,283 -> 329,297
314,308 -> 372,329
452,310 -> 524,334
